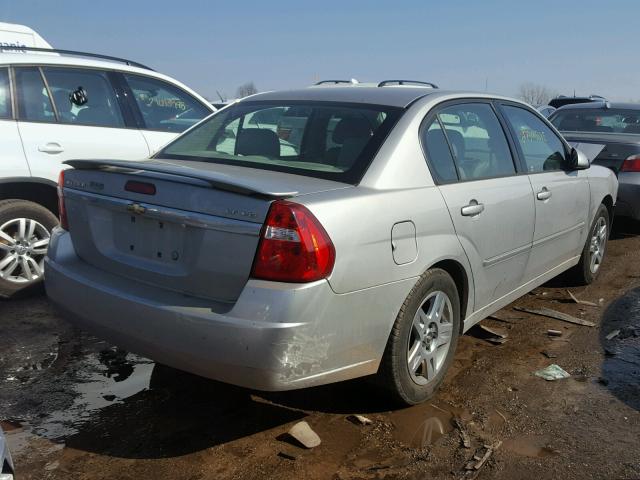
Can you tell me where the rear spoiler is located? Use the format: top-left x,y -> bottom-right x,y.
64,159 -> 298,198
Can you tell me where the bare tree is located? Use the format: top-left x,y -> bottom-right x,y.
236,81 -> 258,98
517,83 -> 558,106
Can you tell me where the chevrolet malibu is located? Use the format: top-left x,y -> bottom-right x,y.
45,85 -> 618,405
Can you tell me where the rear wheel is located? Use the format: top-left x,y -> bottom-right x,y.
377,269 -> 460,405
572,204 -> 609,285
0,200 -> 58,298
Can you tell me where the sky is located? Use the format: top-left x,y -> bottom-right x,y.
0,0 -> 638,102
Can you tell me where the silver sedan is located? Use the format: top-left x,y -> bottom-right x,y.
45,85 -> 618,405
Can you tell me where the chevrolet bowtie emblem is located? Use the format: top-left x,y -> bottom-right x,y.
127,203 -> 146,215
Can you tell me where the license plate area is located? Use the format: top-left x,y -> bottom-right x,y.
113,212 -> 186,264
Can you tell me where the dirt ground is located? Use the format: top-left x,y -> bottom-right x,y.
1,222 -> 640,480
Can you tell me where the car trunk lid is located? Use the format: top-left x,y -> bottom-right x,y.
61,159 -> 349,303
563,132 -> 640,173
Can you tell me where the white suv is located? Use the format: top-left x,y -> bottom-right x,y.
0,29 -> 215,297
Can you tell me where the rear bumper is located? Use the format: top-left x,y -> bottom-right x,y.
45,228 -> 413,391
616,172 -> 640,220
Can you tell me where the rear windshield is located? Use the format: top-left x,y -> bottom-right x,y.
551,108 -> 640,134
157,101 -> 402,183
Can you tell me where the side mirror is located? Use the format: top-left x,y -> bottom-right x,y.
569,147 -> 590,170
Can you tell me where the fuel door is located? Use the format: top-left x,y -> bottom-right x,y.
391,221 -> 417,265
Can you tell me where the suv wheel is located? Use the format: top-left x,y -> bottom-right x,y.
378,268 -> 461,405
0,200 -> 58,298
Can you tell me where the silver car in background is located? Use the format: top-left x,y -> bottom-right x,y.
0,426 -> 14,480
45,85 -> 618,405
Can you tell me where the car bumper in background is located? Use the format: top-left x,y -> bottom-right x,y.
45,228 -> 413,391
616,172 -> 640,220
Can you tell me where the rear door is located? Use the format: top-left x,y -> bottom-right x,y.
120,73 -> 213,154
14,66 -> 149,182
423,101 -> 535,309
499,104 -> 590,279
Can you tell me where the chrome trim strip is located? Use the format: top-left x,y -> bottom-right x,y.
532,222 -> 585,248
482,222 -> 586,267
483,243 -> 531,267
65,188 -> 261,236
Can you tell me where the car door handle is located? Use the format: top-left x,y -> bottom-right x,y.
537,187 -> 552,201
38,142 -> 64,154
461,200 -> 485,217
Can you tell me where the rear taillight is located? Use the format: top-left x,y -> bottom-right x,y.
621,154 -> 640,172
251,200 -> 335,283
57,170 -> 69,230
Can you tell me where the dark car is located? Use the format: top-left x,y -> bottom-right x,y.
549,95 -> 607,109
549,102 -> 640,221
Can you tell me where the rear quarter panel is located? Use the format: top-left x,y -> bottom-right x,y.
587,164 -> 619,223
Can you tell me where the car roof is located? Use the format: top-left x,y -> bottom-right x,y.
247,86 -> 440,108
0,51 -> 215,111
0,51 -> 155,74
555,101 -> 640,111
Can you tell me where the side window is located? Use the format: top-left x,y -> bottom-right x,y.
501,105 -> 566,173
123,74 -> 210,133
437,103 -> 516,181
215,117 -> 239,155
15,67 -> 55,122
0,68 -> 11,118
422,118 -> 458,182
276,106 -> 311,157
42,67 -> 124,128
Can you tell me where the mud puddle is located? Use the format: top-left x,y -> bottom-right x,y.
600,287 -> 640,411
388,402 -> 471,448
5,347 -> 154,455
502,435 -> 558,458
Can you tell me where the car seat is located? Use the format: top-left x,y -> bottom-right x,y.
236,128 -> 280,157
325,117 -> 373,168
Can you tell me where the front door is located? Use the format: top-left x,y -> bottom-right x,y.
499,104 -> 590,279
423,102 -> 535,310
14,66 -> 150,182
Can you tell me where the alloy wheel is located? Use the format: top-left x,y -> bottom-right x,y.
407,290 -> 454,386
589,216 -> 607,274
0,218 -> 50,284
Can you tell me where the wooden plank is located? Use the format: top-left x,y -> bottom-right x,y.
513,306 -> 595,327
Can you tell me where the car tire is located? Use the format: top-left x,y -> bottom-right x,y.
0,199 -> 58,299
377,268 -> 461,406
572,204 -> 609,285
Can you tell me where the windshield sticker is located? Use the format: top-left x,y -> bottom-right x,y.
520,128 -> 546,143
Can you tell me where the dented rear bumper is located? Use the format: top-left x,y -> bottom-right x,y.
45,228 -> 412,390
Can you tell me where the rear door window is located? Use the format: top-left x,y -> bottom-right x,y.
422,118 -> 458,182
15,67 -> 55,122
435,103 -> 516,181
0,68 -> 10,118
123,74 -> 210,133
502,105 -> 567,173
42,67 -> 124,128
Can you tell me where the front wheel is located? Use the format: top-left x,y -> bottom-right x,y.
377,268 -> 461,406
0,199 -> 58,298
572,203 -> 610,285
